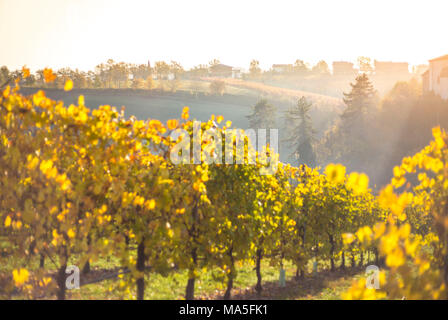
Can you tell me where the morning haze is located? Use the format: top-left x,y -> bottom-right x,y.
1,0 -> 448,302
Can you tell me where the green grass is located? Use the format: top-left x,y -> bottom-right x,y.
1,252 -> 368,300
64,257 -> 366,300
64,259 -> 290,300
1,244 -> 370,300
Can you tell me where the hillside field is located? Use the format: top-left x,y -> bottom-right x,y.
19,85 -> 342,164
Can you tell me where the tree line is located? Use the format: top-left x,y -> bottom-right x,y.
1,56 -> 410,90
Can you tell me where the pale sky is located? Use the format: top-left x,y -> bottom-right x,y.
0,0 -> 447,72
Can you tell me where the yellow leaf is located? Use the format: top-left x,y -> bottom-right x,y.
386,248 -> 405,268
167,119 -> 178,130
347,172 -> 369,193
43,68 -> 56,83
356,226 -> 372,244
145,199 -> 156,210
181,106 -> 189,120
67,228 -> 75,238
22,66 -> 30,79
27,156 -> 39,170
78,95 -> 85,106
99,204 -> 107,214
133,196 -> 145,207
4,216 -> 11,227
33,90 -> 46,106
176,208 -> 185,214
342,233 -> 355,245
324,163 -> 346,184
13,220 -> 22,230
12,268 -> 29,286
3,86 -> 10,98
64,79 -> 73,91
40,159 -> 53,174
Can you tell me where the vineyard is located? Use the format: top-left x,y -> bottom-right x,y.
1,70 -> 448,300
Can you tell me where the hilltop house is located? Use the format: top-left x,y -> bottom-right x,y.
332,61 -> 356,76
272,64 -> 293,73
422,55 -> 448,100
231,68 -> 242,79
374,61 -> 410,77
209,64 -> 242,78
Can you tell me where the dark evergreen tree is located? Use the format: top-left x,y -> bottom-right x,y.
341,73 -> 376,128
284,97 -> 317,167
246,98 -> 277,129
319,74 -> 378,174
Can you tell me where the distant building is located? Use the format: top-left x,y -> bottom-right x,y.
209,64 -> 233,77
374,60 -> 410,77
272,64 -> 293,73
231,68 -> 242,79
332,61 -> 356,76
412,64 -> 428,76
423,54 -> 448,100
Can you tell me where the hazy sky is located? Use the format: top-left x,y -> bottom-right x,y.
0,0 -> 447,71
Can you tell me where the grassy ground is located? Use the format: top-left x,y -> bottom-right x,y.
1,237 -> 369,300
2,239 -> 369,300
63,257 -> 364,300
201,77 -> 344,111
